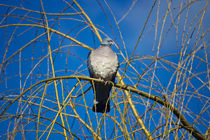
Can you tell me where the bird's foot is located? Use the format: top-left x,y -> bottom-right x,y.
98,77 -> 104,81
104,81 -> 108,85
98,77 -> 108,85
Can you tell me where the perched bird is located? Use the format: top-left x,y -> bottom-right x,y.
87,38 -> 119,113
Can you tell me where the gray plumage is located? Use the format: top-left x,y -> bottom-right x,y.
87,38 -> 119,113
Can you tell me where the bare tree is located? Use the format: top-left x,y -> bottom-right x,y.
0,0 -> 209,139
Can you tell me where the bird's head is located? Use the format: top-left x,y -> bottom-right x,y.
101,38 -> 113,47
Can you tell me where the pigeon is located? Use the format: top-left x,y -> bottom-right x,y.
87,38 -> 119,113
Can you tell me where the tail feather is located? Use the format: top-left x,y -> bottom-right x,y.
92,102 -> 110,113
92,82 -> 112,113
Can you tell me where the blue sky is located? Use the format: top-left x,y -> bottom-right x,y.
0,0 -> 209,139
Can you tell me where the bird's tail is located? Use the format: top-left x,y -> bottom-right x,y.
92,101 -> 110,113
92,82 -> 112,113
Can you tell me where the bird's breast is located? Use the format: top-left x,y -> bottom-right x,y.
89,50 -> 118,80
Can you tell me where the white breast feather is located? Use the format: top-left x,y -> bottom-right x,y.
89,47 -> 118,80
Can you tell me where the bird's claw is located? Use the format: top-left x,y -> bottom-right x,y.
99,77 -> 108,85
99,77 -> 104,81
104,81 -> 108,85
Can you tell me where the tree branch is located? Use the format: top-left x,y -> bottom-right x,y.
0,75 -> 206,140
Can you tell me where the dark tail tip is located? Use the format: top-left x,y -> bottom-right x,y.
92,102 -> 110,113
